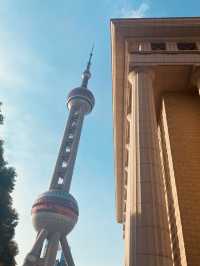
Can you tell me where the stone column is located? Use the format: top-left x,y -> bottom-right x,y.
128,67 -> 173,266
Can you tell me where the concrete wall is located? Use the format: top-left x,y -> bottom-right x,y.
160,92 -> 200,266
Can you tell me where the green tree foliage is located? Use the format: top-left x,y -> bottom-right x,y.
0,103 -> 18,266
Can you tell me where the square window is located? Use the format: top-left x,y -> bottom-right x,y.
62,161 -> 68,168
66,146 -> 70,152
68,134 -> 74,139
177,42 -> 197,50
151,42 -> 166,51
58,177 -> 64,185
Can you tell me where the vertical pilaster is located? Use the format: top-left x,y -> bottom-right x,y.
166,42 -> 178,51
128,67 -> 173,266
191,66 -> 200,95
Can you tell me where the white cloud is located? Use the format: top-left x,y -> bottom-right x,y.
120,2 -> 149,18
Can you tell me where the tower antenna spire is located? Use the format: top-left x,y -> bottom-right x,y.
86,44 -> 94,71
81,44 -> 94,88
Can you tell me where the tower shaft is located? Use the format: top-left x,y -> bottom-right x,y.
50,104 -> 84,192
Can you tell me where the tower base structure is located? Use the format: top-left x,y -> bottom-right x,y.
111,17 -> 200,266
23,232 -> 74,266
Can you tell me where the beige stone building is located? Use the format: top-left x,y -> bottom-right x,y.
111,17 -> 200,266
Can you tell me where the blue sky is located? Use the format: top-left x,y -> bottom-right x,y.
1,0 -> 200,266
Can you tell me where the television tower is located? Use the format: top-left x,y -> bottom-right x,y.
23,48 -> 95,266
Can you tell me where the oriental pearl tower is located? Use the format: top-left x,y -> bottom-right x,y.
23,48 -> 95,266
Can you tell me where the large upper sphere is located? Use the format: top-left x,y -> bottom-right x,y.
67,87 -> 95,114
31,190 -> 79,235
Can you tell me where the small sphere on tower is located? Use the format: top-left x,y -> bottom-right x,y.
67,87 -> 95,114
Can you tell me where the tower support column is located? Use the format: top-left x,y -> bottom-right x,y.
23,229 -> 47,266
128,67 -> 173,265
60,237 -> 75,266
44,232 -> 60,266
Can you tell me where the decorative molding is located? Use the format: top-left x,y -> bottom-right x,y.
129,53 -> 200,66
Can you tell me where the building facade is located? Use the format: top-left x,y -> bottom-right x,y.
111,18 -> 200,266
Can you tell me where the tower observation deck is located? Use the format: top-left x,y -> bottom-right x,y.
23,49 -> 95,266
